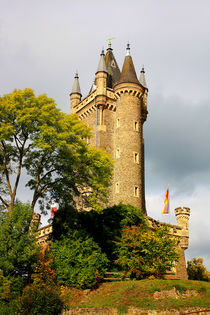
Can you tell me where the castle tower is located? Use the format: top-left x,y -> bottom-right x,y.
69,44 -> 148,214
113,44 -> 148,213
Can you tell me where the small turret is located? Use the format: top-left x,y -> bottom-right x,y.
70,72 -> 82,113
175,207 -> 190,249
95,49 -> 107,108
139,66 -> 147,89
175,207 -> 190,231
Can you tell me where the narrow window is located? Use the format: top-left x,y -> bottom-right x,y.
134,186 -> 139,197
116,182 -> 119,193
134,152 -> 139,164
134,121 -> 139,131
116,148 -> 120,158
117,118 -> 120,128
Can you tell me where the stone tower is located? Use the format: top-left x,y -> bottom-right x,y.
70,43 -> 148,214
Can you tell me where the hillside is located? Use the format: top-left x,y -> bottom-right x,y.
62,279 -> 210,314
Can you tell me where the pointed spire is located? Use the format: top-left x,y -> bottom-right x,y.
139,66 -> 147,88
117,44 -> 140,85
96,49 -> 107,73
105,45 -> 121,88
71,71 -> 81,95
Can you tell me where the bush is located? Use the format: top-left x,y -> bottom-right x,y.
187,258 -> 210,281
18,284 -> 64,315
50,231 -> 109,289
115,225 -> 179,279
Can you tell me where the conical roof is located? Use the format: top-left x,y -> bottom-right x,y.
96,49 -> 107,73
105,44 -> 121,88
117,44 -> 140,85
71,72 -> 81,95
139,66 -> 147,88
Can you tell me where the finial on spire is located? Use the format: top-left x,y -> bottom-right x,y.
126,42 -> 130,56
107,37 -> 115,50
141,65 -> 145,73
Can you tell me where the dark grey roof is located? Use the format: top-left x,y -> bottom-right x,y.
96,49 -> 107,73
71,72 -> 81,95
139,67 -> 147,88
105,46 -> 121,88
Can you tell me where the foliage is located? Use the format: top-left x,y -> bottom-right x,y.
0,202 -> 39,300
52,203 -> 146,261
187,258 -> 210,281
0,88 -> 113,213
17,284 -> 64,315
50,231 -> 109,289
115,225 -> 179,279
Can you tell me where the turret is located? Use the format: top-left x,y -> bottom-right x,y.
175,207 -> 190,249
113,44 -> 147,214
70,72 -> 82,113
139,66 -> 147,88
95,49 -> 108,126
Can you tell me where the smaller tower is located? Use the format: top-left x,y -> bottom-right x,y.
139,66 -> 147,88
95,49 -> 107,109
70,72 -> 82,113
175,207 -> 191,249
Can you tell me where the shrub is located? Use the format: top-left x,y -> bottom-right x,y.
50,231 -> 109,289
115,225 -> 179,279
18,284 -> 64,315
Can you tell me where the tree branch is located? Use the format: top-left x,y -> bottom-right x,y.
1,141 -> 12,197
0,195 -> 9,207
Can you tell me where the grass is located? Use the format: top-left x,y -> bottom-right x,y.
65,279 -> 210,311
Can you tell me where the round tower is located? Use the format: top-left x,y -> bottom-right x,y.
175,207 -> 190,250
70,72 -> 82,113
175,207 -> 190,231
113,44 -> 148,214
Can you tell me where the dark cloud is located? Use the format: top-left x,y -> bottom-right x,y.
145,94 -> 210,195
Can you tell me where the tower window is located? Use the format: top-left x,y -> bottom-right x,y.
116,182 -> 119,193
117,119 -> 120,128
134,121 -> 139,131
134,186 -> 139,197
116,148 -> 120,158
134,152 -> 139,164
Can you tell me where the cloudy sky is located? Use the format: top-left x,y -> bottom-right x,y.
1,0 -> 210,269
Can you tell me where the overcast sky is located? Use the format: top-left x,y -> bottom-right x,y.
1,0 -> 210,269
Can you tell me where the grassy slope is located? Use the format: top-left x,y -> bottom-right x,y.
66,280 -> 210,311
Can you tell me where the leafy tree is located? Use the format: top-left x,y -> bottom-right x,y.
52,203 -> 146,261
50,231 -> 109,289
0,202 -> 39,300
0,88 -> 113,213
115,225 -> 179,279
187,258 -> 210,281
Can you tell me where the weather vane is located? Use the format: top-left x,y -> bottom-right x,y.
107,37 -> 115,48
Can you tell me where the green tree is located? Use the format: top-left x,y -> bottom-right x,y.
0,202 -> 39,300
50,231 -> 109,289
115,225 -> 179,279
0,88 -> 112,213
187,258 -> 210,281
